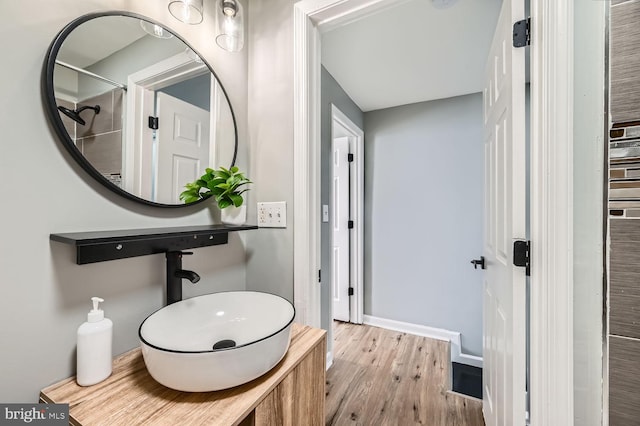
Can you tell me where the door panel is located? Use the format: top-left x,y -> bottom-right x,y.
482,0 -> 527,425
332,136 -> 350,322
156,92 -> 210,204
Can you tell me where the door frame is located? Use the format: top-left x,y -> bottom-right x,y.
528,1 -> 574,424
330,104 -> 364,324
293,0 -> 576,425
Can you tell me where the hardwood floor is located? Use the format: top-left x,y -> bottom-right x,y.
325,322 -> 484,426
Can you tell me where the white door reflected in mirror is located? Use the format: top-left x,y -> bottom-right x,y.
156,92 -> 211,204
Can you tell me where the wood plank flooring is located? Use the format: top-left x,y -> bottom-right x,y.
325,322 -> 484,426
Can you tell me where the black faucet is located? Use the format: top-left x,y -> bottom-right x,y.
166,251 -> 200,305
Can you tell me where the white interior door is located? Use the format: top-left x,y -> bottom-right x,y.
332,136 -> 351,322
482,0 -> 526,425
156,92 -> 210,204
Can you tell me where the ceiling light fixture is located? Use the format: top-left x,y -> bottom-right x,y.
140,20 -> 174,39
168,0 -> 204,25
214,0 -> 244,52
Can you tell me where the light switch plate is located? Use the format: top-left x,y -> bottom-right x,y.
322,205 -> 329,222
257,202 -> 287,228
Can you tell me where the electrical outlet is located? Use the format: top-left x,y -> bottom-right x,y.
257,202 -> 287,228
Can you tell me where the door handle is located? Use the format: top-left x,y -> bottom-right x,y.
470,256 -> 485,270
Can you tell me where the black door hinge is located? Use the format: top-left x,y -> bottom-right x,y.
513,17 -> 531,48
348,287 -> 354,296
513,240 -> 530,276
318,269 -> 321,282
347,153 -> 354,163
348,220 -> 354,229
148,116 -> 159,130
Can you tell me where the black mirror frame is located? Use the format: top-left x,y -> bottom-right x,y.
42,11 -> 238,208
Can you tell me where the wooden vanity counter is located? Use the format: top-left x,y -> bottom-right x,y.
41,324 -> 326,426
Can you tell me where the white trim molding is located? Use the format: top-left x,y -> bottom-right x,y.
529,0 -> 575,425
299,0 -> 412,33
363,315 -> 483,369
293,4 -> 322,327
326,351 -> 334,370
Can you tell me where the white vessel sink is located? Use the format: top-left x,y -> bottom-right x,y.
139,291 -> 295,392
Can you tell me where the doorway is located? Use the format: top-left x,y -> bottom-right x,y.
124,51 -> 223,203
293,0 -> 580,424
329,104 -> 364,327
319,2 -> 503,415
327,103 -> 364,367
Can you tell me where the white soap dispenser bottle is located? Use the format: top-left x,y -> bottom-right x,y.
76,297 -> 113,386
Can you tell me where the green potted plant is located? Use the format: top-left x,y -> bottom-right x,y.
180,166 -> 251,224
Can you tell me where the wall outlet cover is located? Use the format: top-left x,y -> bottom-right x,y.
257,201 -> 287,228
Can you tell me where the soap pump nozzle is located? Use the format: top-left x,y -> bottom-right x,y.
88,297 -> 105,323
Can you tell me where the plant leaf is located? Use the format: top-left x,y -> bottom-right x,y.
216,167 -> 230,177
229,193 -> 243,207
218,198 -> 232,209
180,192 -> 199,204
207,178 -> 225,191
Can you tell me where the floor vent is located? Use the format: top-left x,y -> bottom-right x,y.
452,362 -> 482,399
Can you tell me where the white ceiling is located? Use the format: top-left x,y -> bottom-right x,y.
321,0 -> 503,112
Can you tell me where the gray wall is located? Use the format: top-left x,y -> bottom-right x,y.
320,66 -> 364,342
0,0 -> 248,402
158,74 -> 211,112
363,93 -> 484,356
246,0 -> 295,300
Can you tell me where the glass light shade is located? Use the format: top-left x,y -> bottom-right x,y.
140,20 -> 174,39
215,0 -> 244,52
168,0 -> 204,25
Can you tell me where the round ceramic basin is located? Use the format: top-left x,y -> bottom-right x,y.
139,291 -> 295,392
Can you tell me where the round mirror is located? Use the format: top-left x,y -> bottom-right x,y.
43,12 -> 238,207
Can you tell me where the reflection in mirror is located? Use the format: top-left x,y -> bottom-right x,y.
47,13 -> 237,206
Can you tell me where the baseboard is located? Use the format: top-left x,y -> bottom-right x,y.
362,315 -> 483,368
326,351 -> 333,370
457,352 -> 483,368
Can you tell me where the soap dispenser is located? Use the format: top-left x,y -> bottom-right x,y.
77,297 -> 113,386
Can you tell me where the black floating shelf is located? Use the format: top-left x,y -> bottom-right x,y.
51,224 -> 258,265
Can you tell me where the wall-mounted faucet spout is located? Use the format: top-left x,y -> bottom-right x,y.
166,251 -> 199,305
175,269 -> 200,283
